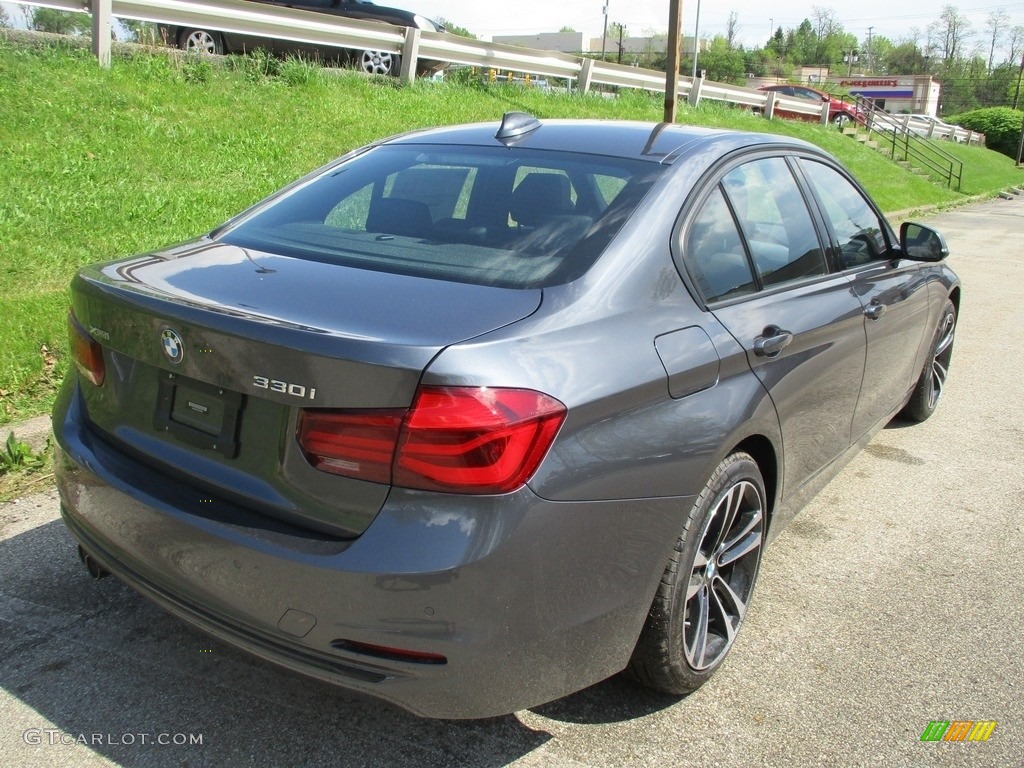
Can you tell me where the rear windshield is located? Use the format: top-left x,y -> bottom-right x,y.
220,144 -> 663,289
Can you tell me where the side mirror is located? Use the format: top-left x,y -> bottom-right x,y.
900,221 -> 949,262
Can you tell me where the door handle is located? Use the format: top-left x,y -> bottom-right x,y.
753,327 -> 793,358
864,301 -> 886,320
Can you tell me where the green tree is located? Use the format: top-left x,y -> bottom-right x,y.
0,5 -> 11,29
120,19 -> 161,45
697,36 -> 746,83
28,8 -> 92,35
608,22 -> 627,62
866,35 -> 894,73
929,5 -> 973,64
726,11 -> 739,50
883,41 -> 928,74
789,20 -> 818,65
436,18 -> 476,39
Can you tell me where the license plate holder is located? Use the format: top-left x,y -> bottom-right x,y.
154,372 -> 243,458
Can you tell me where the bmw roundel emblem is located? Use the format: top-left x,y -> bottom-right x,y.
161,328 -> 184,365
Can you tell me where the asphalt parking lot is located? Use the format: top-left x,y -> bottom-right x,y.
2,194 -> 1022,767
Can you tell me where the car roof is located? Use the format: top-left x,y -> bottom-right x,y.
378,117 -> 818,165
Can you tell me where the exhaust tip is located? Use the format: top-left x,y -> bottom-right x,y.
77,545 -> 110,580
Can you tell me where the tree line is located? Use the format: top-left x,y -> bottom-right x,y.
605,5 -> 1024,116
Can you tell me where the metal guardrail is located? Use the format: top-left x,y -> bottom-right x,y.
15,0 -> 985,165
855,96 -> 965,190
11,0 -> 833,122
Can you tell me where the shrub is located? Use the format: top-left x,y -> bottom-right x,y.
946,107 -> 1024,160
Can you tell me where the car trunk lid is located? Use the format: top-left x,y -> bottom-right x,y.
70,241 -> 542,536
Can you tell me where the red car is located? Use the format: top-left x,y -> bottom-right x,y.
758,84 -> 864,128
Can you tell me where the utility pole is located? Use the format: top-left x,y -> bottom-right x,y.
1014,50 -> 1024,110
691,0 -> 703,80
1017,111 -> 1024,166
844,49 -> 859,76
866,26 -> 873,73
601,2 -> 609,61
617,24 -> 624,64
664,0 -> 683,122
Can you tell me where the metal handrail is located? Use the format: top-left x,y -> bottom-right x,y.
854,96 -> 964,190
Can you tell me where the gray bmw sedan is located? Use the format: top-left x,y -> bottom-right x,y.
54,113 -> 958,718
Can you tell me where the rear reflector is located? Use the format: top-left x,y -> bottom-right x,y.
68,311 -> 105,387
298,386 -> 566,494
331,639 -> 447,665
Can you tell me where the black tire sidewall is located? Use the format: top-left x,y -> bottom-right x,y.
902,298 -> 956,422
667,452 -> 766,687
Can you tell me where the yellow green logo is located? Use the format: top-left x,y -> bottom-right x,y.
920,721 -> 996,742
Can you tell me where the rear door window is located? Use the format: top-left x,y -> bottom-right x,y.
683,155 -> 828,303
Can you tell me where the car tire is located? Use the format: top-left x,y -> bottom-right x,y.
628,452 -> 766,695
359,49 -> 400,76
833,113 -> 851,128
900,298 -> 956,423
179,28 -> 224,55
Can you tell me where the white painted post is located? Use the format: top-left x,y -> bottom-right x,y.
399,27 -> 420,85
763,90 -> 776,120
92,0 -> 112,68
819,100 -> 829,125
579,57 -> 595,94
688,76 -> 702,107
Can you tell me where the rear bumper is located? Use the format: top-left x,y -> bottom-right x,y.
53,380 -> 689,718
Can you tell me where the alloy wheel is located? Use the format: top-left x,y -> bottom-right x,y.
684,479 -> 764,671
184,30 -> 218,55
928,310 -> 956,410
361,50 -> 396,76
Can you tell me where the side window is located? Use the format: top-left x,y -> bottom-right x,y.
685,187 -> 756,302
721,158 -> 827,289
799,160 -> 889,269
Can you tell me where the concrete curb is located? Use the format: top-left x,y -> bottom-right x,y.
885,189 -> 1022,224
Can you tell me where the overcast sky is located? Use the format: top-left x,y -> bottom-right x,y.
4,1 -> 1024,59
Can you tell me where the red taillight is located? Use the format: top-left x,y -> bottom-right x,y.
297,410 -> 403,484
394,387 -> 566,494
298,386 -> 566,494
68,311 -> 105,387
